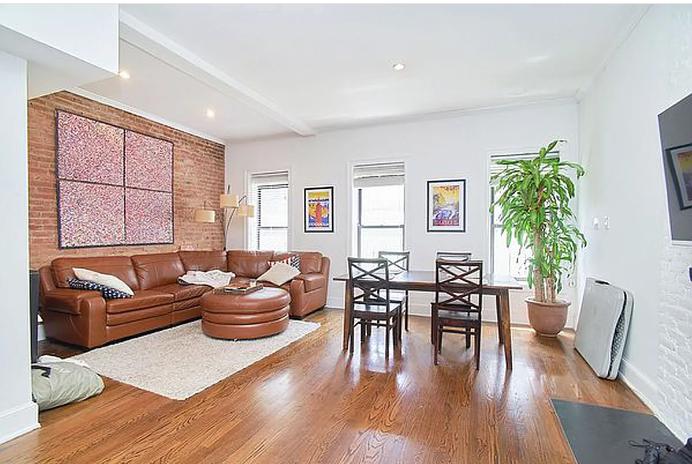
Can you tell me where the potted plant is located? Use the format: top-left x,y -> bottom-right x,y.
491,140 -> 586,337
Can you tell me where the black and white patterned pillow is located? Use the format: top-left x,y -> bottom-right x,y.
67,278 -> 132,300
271,254 -> 301,272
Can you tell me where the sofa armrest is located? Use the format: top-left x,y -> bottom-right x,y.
42,288 -> 105,316
319,256 -> 330,278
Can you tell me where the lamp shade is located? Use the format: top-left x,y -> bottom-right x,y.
193,208 -> 216,223
220,193 -> 239,208
237,204 -> 249,216
246,204 -> 255,218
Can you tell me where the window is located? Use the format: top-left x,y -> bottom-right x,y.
489,152 -> 558,279
248,171 -> 289,251
353,162 -> 405,258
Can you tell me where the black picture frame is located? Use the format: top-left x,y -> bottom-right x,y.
304,186 -> 334,233
427,178 -> 466,233
666,143 -> 692,210
55,109 -> 175,249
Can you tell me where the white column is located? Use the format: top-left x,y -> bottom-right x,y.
0,50 -> 39,444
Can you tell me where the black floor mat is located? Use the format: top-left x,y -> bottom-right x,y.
552,399 -> 681,464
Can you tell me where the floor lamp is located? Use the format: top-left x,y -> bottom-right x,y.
193,186 -> 255,250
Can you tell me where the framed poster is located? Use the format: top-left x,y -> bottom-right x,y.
304,186 -> 334,233
427,179 -> 466,232
56,110 -> 174,248
667,143 -> 692,210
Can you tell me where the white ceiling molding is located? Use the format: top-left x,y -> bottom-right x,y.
67,87 -> 226,145
118,11 -> 315,137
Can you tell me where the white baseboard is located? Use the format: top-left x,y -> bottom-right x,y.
619,357 -> 687,442
0,401 -> 39,445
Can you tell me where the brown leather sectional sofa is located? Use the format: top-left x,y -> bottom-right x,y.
39,250 -> 330,348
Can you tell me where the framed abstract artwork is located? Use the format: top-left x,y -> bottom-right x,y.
427,179 -> 466,232
304,186 -> 334,233
666,143 -> 692,210
56,110 -> 174,248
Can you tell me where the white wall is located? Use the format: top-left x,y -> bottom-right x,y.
0,5 -> 119,73
578,5 -> 692,440
0,5 -> 119,97
226,101 -> 580,326
0,50 -> 39,444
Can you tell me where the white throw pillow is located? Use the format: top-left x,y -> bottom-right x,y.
72,268 -> 134,296
258,262 -> 300,286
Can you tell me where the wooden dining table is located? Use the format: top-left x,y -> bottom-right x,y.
333,271 -> 522,369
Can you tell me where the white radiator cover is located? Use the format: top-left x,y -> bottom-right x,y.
575,278 -> 634,380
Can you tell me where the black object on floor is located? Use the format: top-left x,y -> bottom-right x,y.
552,399 -> 681,464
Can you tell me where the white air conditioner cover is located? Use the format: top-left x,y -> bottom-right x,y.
575,278 -> 633,380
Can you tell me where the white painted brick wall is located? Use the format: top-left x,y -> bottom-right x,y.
658,242 -> 692,439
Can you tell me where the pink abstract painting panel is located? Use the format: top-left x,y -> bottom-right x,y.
125,131 -> 173,192
125,188 -> 173,244
58,181 -> 125,247
57,111 -> 124,185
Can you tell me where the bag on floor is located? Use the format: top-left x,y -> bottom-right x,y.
31,356 -> 104,411
631,438 -> 692,464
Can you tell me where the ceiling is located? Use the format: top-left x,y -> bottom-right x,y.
76,4 -> 645,143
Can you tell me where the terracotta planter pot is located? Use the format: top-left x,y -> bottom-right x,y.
525,298 -> 570,337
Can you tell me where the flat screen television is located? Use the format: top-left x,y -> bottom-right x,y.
659,92 -> 692,242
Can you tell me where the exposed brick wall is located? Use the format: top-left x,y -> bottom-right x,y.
658,242 -> 692,439
28,91 -> 225,269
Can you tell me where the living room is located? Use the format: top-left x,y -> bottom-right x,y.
1,3 -> 691,463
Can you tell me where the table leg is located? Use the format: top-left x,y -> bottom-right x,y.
495,294 -> 504,345
499,290 -> 513,369
342,281 -> 352,351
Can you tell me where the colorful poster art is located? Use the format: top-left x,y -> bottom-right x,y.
427,179 -> 466,232
668,144 -> 692,209
304,186 -> 334,232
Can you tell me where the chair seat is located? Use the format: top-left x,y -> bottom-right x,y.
353,301 -> 402,319
435,309 -> 479,323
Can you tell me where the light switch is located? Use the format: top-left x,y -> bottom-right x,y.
592,217 -> 600,230
603,216 -> 610,230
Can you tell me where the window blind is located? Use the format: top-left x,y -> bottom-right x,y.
353,161 -> 405,188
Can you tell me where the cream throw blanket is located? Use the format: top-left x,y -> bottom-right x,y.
177,270 -> 236,288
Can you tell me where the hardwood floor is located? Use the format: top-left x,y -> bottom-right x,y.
0,309 -> 647,464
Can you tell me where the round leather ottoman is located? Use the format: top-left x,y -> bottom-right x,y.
200,288 -> 291,340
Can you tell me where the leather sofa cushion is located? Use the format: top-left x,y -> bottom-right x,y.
179,251 -> 227,272
154,283 -> 209,302
227,250 -> 274,278
106,304 -> 172,326
294,252 -> 323,273
52,256 -> 140,290
298,273 -> 326,292
131,253 -> 185,290
106,290 -> 174,314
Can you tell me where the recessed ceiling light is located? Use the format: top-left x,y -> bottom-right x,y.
392,63 -> 406,71
118,70 -> 130,80
206,108 -> 216,119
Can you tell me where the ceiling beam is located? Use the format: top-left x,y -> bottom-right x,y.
119,11 -> 315,137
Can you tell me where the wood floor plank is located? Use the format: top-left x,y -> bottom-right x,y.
0,309 -> 647,464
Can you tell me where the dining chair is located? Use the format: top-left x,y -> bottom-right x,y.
347,257 -> 404,357
431,258 -> 484,369
378,251 -> 410,331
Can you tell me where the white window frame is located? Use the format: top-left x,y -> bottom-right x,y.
245,169 -> 291,251
350,160 -> 406,258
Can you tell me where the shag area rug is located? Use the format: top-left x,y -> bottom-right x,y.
71,320 -> 320,400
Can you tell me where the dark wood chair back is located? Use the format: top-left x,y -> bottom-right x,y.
347,257 -> 392,311
378,251 -> 410,275
436,251 -> 472,261
434,258 -> 483,317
